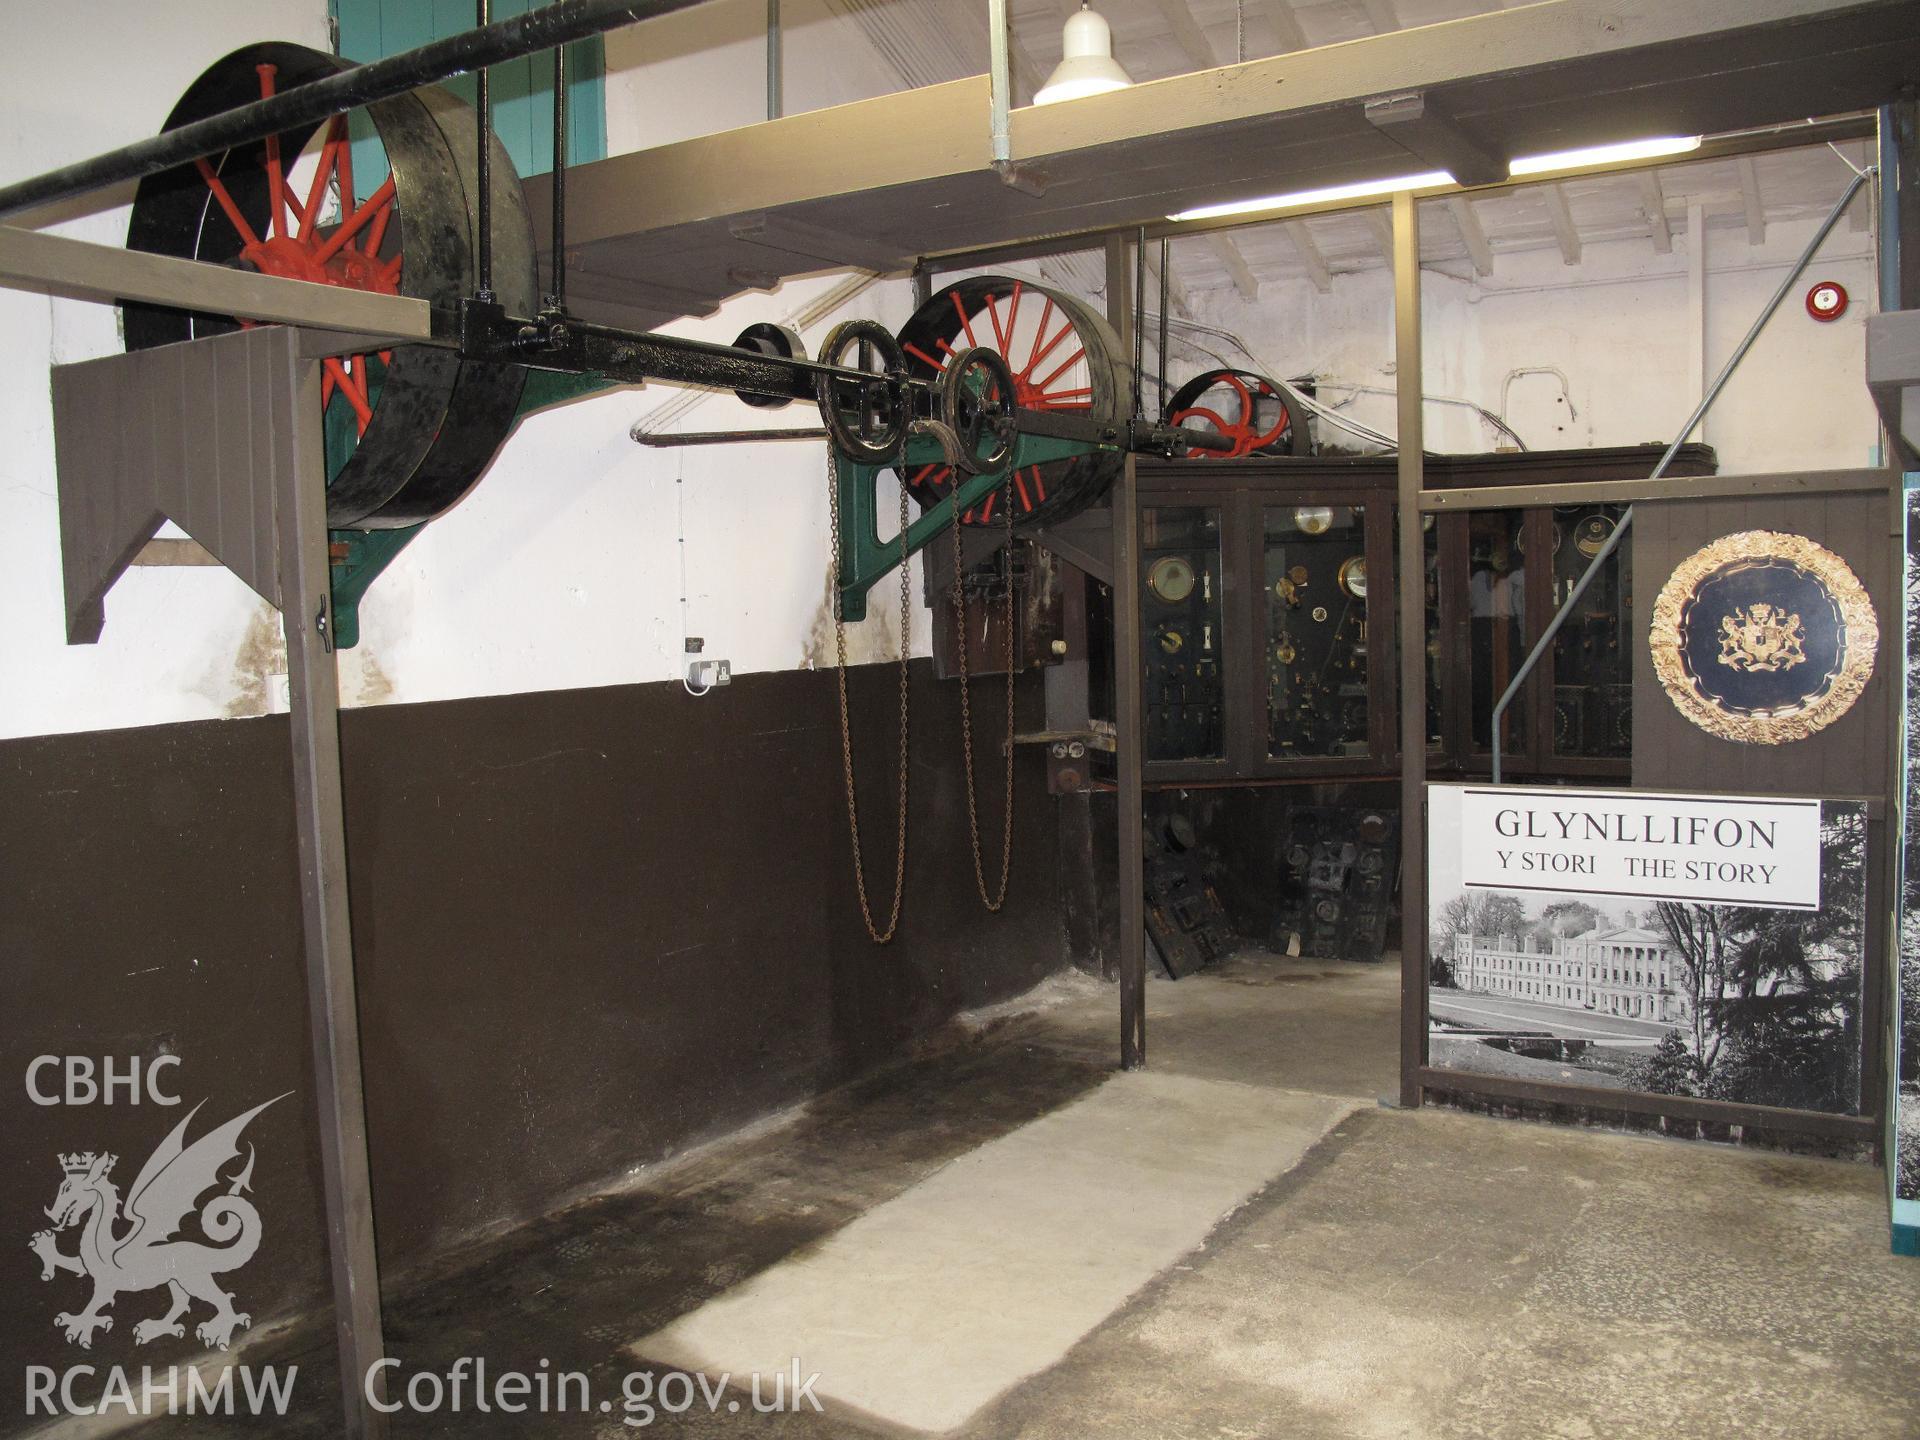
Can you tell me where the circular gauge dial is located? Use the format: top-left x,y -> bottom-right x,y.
1148,555 -> 1196,603
1294,506 -> 1334,535
1575,515 -> 1616,557
1338,557 -> 1368,599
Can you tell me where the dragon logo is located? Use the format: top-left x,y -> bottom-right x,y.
29,1095 -> 286,1351
1717,603 -> 1807,674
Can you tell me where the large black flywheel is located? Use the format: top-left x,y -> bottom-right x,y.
893,276 -> 1126,527
122,41 -> 536,529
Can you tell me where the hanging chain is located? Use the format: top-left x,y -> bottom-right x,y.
829,454 -> 913,944
951,478 -> 1017,912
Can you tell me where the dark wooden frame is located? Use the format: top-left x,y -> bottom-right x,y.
1418,791 -> 1887,1144
1134,443 -> 1713,787
1135,466 -> 1398,786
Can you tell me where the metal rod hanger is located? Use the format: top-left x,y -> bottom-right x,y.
550,41 -> 569,307
633,427 -> 828,446
1488,164 -> 1873,784
476,0 -> 495,302
0,0 -> 714,223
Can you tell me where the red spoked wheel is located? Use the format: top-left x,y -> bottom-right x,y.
221,64 -> 398,438
1165,369 -> 1294,459
124,42 -> 535,529
894,275 -> 1124,527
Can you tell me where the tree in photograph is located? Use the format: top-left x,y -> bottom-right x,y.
1540,899 -> 1601,936
1654,900 -> 1734,1072
1653,808 -> 1865,1113
1625,1029 -> 1699,1097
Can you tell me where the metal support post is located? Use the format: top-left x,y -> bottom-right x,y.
766,0 -> 783,121
548,42 -> 568,307
1107,233 -> 1145,1068
1156,239 -> 1170,417
988,0 -> 1012,166
276,338 -> 388,1436
476,0 -> 495,301
1392,192 -> 1426,1109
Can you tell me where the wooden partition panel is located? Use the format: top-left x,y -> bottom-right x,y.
1632,490 -> 1895,800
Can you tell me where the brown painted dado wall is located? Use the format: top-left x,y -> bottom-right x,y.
0,661 -> 1066,1393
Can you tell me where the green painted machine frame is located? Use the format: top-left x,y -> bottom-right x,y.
834,431 -> 1100,623
325,368 -> 614,648
326,377 -> 1107,645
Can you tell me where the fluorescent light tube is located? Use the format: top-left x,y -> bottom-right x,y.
1508,136 -> 1701,176
1170,171 -> 1454,223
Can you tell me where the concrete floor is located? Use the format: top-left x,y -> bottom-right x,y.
126,952 -> 1919,1439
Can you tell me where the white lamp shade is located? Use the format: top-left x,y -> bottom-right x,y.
1034,6 -> 1133,105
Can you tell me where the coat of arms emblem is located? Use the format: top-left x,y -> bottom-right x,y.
1650,530 -> 1875,744
1717,602 -> 1807,674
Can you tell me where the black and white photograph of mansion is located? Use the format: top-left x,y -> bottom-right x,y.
1449,924 -> 1687,1026
1427,801 -> 1868,1116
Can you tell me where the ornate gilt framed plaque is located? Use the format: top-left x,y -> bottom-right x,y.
1649,529 -> 1877,744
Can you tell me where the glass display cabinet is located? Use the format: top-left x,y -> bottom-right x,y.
1134,445 -> 1711,785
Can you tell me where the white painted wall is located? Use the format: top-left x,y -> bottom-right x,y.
0,0 -> 925,741
0,0 -> 334,741
1174,209 -> 1881,472
0,5 -> 1886,743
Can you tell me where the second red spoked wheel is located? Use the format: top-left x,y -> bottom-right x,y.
894,275 -> 1124,527
1165,369 -> 1295,459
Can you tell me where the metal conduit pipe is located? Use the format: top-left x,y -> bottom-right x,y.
1488,164 -> 1873,783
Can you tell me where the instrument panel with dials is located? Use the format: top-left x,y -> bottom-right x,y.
1265,505 -> 1371,757
1141,507 -> 1226,762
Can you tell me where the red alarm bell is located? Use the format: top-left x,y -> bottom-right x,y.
1805,281 -> 1848,322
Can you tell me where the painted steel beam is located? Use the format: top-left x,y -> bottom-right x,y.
0,224 -> 433,342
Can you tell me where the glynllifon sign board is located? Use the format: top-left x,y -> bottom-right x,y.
1442,785 -> 1821,910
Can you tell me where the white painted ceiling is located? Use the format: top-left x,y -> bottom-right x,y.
822,0 -> 1877,294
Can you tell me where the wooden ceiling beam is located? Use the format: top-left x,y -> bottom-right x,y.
1358,0 -> 1401,33
1637,170 -> 1674,253
1447,195 -> 1494,275
1542,182 -> 1582,264
1261,1 -> 1310,52
1209,231 -> 1262,300
1286,219 -> 1334,292
1737,155 -> 1767,244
